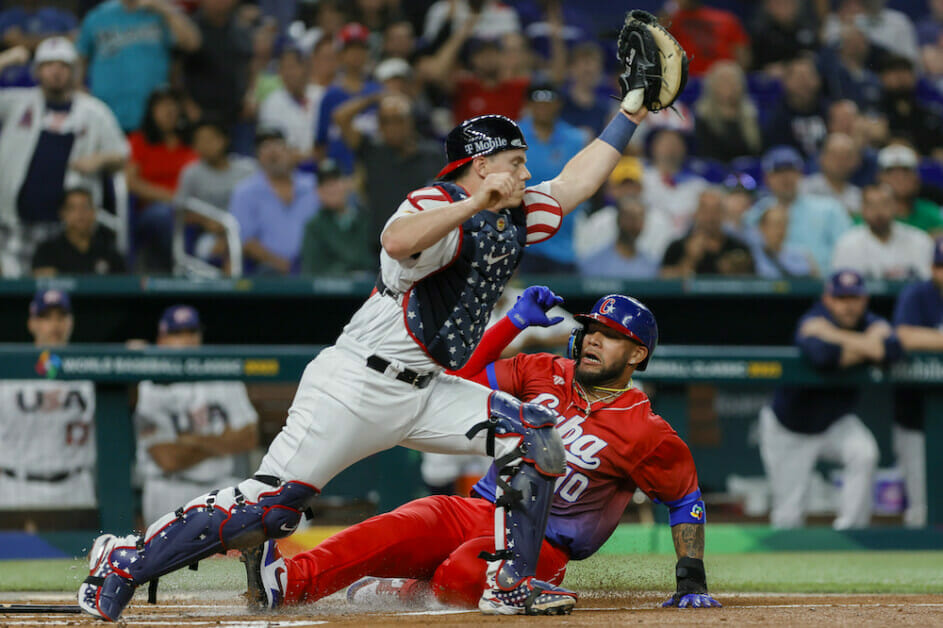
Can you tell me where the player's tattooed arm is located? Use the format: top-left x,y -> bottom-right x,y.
671,523 -> 705,560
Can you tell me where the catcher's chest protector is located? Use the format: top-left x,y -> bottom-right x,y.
404,182 -> 527,369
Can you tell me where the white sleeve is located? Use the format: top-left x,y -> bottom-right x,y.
378,189 -> 461,291
522,181 -> 563,246
94,99 -> 130,157
134,382 -> 177,449
221,383 -> 258,431
829,234 -> 856,272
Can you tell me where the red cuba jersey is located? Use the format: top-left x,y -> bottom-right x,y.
470,352 -> 699,560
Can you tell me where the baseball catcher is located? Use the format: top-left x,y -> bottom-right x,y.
617,10 -> 689,114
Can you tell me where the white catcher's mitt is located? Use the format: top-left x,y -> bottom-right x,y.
617,10 -> 689,114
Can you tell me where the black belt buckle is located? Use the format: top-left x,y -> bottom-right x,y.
367,355 -> 432,389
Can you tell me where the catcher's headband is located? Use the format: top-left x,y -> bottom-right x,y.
437,115 -> 528,179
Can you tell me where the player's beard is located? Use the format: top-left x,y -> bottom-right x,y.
574,358 -> 626,388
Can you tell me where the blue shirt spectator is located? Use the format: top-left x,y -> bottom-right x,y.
315,23 -> 381,173
762,55 -> 829,158
229,129 -> 318,275
750,203 -> 814,278
748,147 -> 851,273
77,0 -> 200,131
515,84 -> 589,272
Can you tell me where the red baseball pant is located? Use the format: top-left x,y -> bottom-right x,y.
283,494 -> 569,607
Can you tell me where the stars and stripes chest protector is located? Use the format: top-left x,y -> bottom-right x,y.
405,182 -> 527,369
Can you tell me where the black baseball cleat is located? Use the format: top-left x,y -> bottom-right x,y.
241,540 -> 286,610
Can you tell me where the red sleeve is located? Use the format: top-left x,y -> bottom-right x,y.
128,132 -> 146,163
448,316 -> 522,380
630,431 -> 699,504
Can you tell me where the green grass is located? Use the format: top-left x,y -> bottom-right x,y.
3,551 -> 942,594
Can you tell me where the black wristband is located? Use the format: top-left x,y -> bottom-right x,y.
675,557 -> 708,595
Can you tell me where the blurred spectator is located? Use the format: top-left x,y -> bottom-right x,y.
878,56 -> 943,158
78,0 -> 201,132
259,44 -> 322,165
722,173 -> 759,243
578,196 -> 658,280
660,187 -> 754,278
800,133 -> 862,216
0,290 -> 96,513
826,99 -> 884,186
349,0 -> 401,34
823,0 -> 918,65
665,0 -> 750,76
126,87 -> 198,272
420,22 -> 529,125
694,61 -> 762,163
763,55 -> 828,158
516,82 -> 589,275
175,118 -> 256,265
0,37 -> 128,277
229,128 -> 319,275
751,203 -> 814,278
176,118 -> 256,212
560,42 -> 612,136
32,187 -> 125,277
182,0 -> 253,135
917,0 -> 943,46
759,269 -> 901,529
0,0 -> 77,86
876,144 -> 943,236
309,31 -> 340,87
831,184 -> 933,279
818,23 -> 882,111
641,128 -> 708,256
749,146 -> 851,273
382,20 -> 417,61
301,159 -> 372,276
246,16 -> 281,107
315,23 -> 382,173
890,239 -> 943,528
422,0 -> 521,43
749,0 -> 819,74
134,304 -> 258,523
334,92 -> 440,255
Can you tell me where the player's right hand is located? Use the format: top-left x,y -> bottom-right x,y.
508,286 -> 565,330
474,172 -> 519,212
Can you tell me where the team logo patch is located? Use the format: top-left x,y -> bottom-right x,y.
599,298 -> 617,315
35,350 -> 62,379
690,504 -> 704,521
496,216 -> 507,231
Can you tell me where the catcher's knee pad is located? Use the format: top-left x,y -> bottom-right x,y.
466,392 -> 566,588
467,391 -> 566,478
125,477 -> 318,585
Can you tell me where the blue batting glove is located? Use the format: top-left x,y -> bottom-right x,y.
507,286 -> 565,330
661,593 -> 722,609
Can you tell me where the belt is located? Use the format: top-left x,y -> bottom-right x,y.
1,467 -> 87,483
366,355 -> 435,389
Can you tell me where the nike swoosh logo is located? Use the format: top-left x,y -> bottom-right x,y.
280,523 -> 297,533
484,252 -> 511,265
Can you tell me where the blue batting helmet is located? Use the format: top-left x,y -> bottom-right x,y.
567,295 -> 658,370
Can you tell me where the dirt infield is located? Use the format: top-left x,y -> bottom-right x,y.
2,592 -> 942,627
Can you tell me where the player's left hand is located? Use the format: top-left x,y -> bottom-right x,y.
661,592 -> 722,609
508,286 -> 564,330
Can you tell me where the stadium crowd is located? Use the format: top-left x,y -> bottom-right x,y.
0,0 -> 941,280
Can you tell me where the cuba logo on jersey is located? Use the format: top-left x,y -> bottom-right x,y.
35,350 -> 62,379
690,504 -> 705,521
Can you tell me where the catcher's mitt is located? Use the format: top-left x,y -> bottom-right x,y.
617,10 -> 688,114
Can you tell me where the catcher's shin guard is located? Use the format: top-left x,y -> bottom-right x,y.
78,477 -> 317,621
466,392 -> 574,614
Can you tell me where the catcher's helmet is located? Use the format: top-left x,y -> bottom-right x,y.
568,295 -> 658,371
436,114 -> 528,179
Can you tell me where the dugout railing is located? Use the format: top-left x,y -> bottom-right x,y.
0,343 -> 940,533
